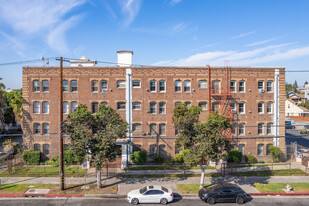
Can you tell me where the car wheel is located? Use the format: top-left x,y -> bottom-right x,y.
207,197 -> 215,204
131,198 -> 139,205
236,196 -> 244,204
160,198 -> 168,205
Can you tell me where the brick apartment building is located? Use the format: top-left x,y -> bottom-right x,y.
22,51 -> 286,167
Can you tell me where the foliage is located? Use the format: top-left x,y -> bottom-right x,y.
305,81 -> 309,87
0,77 -> 5,90
245,154 -> 257,164
64,149 -> 84,165
227,149 -> 242,163
2,139 -> 17,152
298,102 -> 309,110
153,154 -> 164,163
258,159 -> 265,163
22,150 -> 41,165
63,104 -> 127,187
4,90 -> 23,124
182,149 -> 191,156
269,145 -> 281,162
48,156 -> 60,167
133,150 -> 147,164
174,153 -> 184,163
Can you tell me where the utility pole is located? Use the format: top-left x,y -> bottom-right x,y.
56,57 -> 64,191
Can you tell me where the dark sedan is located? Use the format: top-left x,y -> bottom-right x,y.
198,183 -> 247,204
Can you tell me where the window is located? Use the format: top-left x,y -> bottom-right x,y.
258,102 -> 264,113
159,102 -> 166,114
258,123 -> 264,135
258,81 -> 264,92
34,144 -> 41,151
159,124 -> 166,135
230,81 -> 236,92
149,144 -> 157,155
267,81 -> 273,92
101,80 -> 108,92
132,80 -> 141,88
91,102 -> 98,113
63,101 -> 69,114
175,80 -> 181,92
150,80 -> 156,92
150,124 -> 157,135
63,80 -> 69,92
149,102 -> 156,114
132,102 -> 141,110
184,80 -> 191,92
266,144 -> 272,155
238,144 -> 245,154
239,124 -> 245,135
43,144 -> 50,155
91,80 -> 98,92
175,128 -> 178,135
159,80 -> 165,92
175,101 -> 181,108
71,101 -> 78,113
117,102 -> 126,110
101,101 -> 108,106
132,123 -> 141,132
199,102 -> 207,111
185,101 -> 191,108
267,102 -> 273,113
212,102 -> 220,111
198,80 -> 207,88
267,123 -> 273,135
42,101 -> 49,114
33,123 -> 40,134
257,144 -> 264,155
230,102 -> 236,112
239,81 -> 245,93
288,104 -> 290,108
117,80 -> 126,88
71,80 -> 78,92
33,80 -> 40,92
42,80 -> 49,92
33,101 -> 40,114
43,123 -> 49,135
159,144 -> 166,156
212,80 -> 220,94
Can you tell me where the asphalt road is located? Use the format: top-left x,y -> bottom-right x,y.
0,197 -> 309,206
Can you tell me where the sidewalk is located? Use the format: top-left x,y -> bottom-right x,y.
2,176 -> 309,196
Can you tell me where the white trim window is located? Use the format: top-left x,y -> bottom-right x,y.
239,102 -> 245,114
258,102 -> 264,114
239,124 -> 245,135
230,102 -> 236,112
198,102 -> 207,111
267,102 -> 273,114
71,101 -> 78,113
184,80 -> 191,92
257,144 -> 264,155
258,81 -> 264,92
159,102 -> 166,114
63,80 -> 69,92
175,101 -> 181,108
198,80 -> 207,89
149,102 -> 156,114
117,80 -> 126,88
175,80 -> 182,92
267,123 -> 273,135
132,102 -> 141,110
91,80 -> 98,92
267,81 -> 273,92
159,124 -> 166,135
101,80 -> 108,92
42,80 -> 49,92
43,123 -> 49,135
239,80 -> 245,93
33,80 -> 40,92
185,101 -> 191,108
132,123 -> 141,132
71,80 -> 78,92
132,80 -> 141,88
159,80 -> 165,92
258,123 -> 264,135
117,102 -> 126,110
230,81 -> 236,93
63,101 -> 69,114
33,123 -> 40,134
149,80 -> 156,92
33,101 -> 40,114
42,101 -> 49,114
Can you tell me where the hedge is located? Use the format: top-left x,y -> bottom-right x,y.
133,150 -> 147,164
22,150 -> 41,165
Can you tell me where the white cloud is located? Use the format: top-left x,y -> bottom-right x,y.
229,31 -> 256,39
47,15 -> 83,55
118,0 -> 142,27
171,22 -> 187,33
153,43 -> 309,66
0,0 -> 86,34
170,0 -> 183,6
246,38 -> 277,47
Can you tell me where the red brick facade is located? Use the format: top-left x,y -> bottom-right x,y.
22,66 -> 285,161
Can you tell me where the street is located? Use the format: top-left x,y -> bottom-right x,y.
0,197 -> 309,206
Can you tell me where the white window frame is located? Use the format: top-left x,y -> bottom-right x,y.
258,102 -> 264,114
267,81 -> 273,92
239,80 -> 245,93
239,102 -> 245,114
101,80 -> 108,92
71,101 -> 78,113
132,80 -> 141,88
239,124 -> 245,135
184,80 -> 191,93
230,81 -> 236,93
33,101 -> 40,114
267,102 -> 273,114
149,102 -> 156,114
149,80 -> 156,92
159,102 -> 166,114
198,102 -> 207,111
42,101 -> 49,114
132,102 -> 141,110
175,80 -> 182,92
198,80 -> 207,89
159,80 -> 165,92
258,123 -> 264,135
117,80 -> 126,88
63,101 -> 69,114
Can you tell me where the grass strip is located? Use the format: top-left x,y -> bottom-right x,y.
126,165 -> 215,171
120,173 -> 221,178
230,169 -> 308,177
253,183 -> 309,193
227,163 -> 290,168
177,184 -> 213,194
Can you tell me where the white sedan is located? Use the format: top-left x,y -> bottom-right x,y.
127,185 -> 173,205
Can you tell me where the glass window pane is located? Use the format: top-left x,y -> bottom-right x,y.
43,123 -> 49,134
71,102 -> 78,113
150,102 -> 156,113
91,102 -> 98,113
33,80 -> 40,92
175,81 -> 181,92
101,80 -> 108,92
43,144 -> 50,155
150,80 -> 156,92
63,102 -> 69,113
159,102 -> 166,114
199,80 -> 207,88
150,124 -> 156,135
34,144 -> 41,151
267,81 -> 273,92
33,101 -> 40,114
91,80 -> 98,92
117,80 -> 126,88
184,80 -> 191,92
63,80 -> 69,91
239,81 -> 245,92
159,124 -> 166,135
34,123 -> 40,134
42,80 -> 49,92
43,102 -> 49,114
71,80 -> 78,92
159,80 -> 165,92
199,102 -> 207,110
117,102 -> 126,110
132,80 -> 141,88
132,102 -> 141,110
258,81 -> 264,89
132,123 -> 141,131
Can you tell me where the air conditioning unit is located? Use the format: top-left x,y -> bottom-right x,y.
146,132 -> 150,135
146,88 -> 149,92
192,89 -> 196,92
258,89 -> 265,93
109,89 -> 113,91
247,131 -> 251,134
142,132 -> 146,136
146,110 -> 149,113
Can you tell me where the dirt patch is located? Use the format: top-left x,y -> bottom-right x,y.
48,184 -> 118,194
294,187 -> 309,193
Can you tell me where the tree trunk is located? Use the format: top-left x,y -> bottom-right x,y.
199,164 -> 208,189
97,168 -> 102,188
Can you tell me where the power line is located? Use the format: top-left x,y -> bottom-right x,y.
0,57 -> 58,67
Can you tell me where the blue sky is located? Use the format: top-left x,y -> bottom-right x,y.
1,0 -> 309,89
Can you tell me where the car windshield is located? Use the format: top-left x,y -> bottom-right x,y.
140,186 -> 147,194
161,187 -> 168,192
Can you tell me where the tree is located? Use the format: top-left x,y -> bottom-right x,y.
305,81 -> 309,87
0,77 -> 5,90
173,104 -> 232,189
63,104 -> 127,188
268,145 -> 281,162
4,90 -> 23,124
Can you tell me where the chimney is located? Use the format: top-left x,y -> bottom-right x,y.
117,50 -> 133,67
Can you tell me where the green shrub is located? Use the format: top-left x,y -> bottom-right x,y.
245,154 -> 257,164
268,145 -> 281,163
227,149 -> 242,163
64,150 -> 84,165
258,159 -> 265,163
133,150 -> 147,164
129,153 -> 134,164
174,153 -> 184,163
182,149 -> 190,156
153,154 -> 164,164
48,156 -> 59,167
22,150 -> 41,165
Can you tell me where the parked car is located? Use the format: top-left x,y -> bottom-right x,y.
198,183 -> 248,204
127,185 -> 173,205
